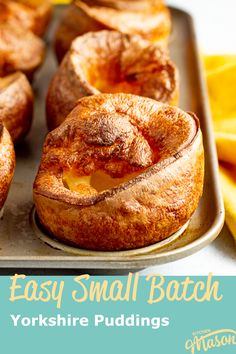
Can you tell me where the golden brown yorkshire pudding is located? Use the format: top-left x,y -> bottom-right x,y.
34,93 -> 204,252
0,22 -> 45,79
47,30 -> 178,130
54,0 -> 171,62
0,72 -> 33,143
0,0 -> 52,37
0,123 -> 15,211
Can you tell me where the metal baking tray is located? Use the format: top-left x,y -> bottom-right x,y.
0,6 -> 224,273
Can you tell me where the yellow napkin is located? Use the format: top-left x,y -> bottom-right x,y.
52,0 -> 70,3
204,55 -> 236,241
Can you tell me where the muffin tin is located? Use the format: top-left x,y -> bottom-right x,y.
0,6 -> 224,273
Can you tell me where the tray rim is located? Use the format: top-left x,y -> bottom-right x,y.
0,6 -> 225,270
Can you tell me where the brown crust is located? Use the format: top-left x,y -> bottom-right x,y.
0,0 -> 52,37
34,93 -> 204,251
0,123 -> 15,210
47,30 -> 179,130
0,72 -> 34,143
55,0 -> 171,62
0,22 -> 45,79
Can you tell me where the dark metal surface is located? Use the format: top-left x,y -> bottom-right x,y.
0,6 -> 224,274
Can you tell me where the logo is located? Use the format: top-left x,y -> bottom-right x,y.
185,329 -> 236,353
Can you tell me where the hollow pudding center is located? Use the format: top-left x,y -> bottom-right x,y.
85,65 -> 142,95
63,170 -> 140,195
77,35 -> 171,99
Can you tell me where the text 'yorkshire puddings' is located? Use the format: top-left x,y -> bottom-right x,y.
47,30 -> 178,130
0,72 -> 33,143
0,122 -> 15,213
54,0 -> 171,62
34,93 -> 204,252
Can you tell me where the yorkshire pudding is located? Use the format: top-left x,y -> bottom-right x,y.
34,93 -> 204,251
0,0 -> 52,37
0,22 -> 45,79
47,30 -> 178,130
0,72 -> 33,143
54,0 -> 171,62
0,123 -> 15,212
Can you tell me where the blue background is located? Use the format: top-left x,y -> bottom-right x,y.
0,275 -> 235,354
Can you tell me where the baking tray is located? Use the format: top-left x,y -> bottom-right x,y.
0,6 -> 224,273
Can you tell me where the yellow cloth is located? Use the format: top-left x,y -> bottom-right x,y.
52,0 -> 70,3
204,55 -> 236,241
